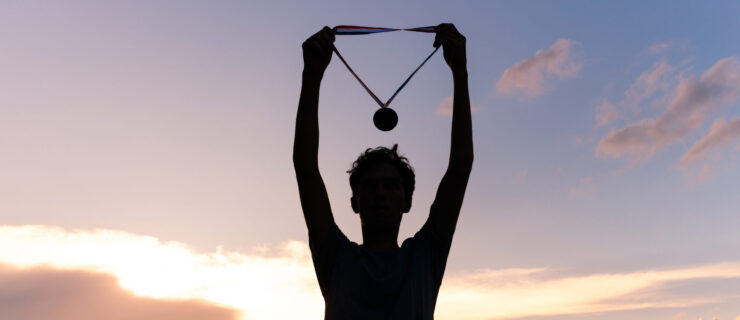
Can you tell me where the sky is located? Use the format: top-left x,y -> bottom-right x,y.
1,1 -> 739,319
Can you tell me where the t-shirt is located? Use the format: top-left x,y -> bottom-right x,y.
308,218 -> 454,320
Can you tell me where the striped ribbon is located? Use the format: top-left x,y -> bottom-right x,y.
331,25 -> 439,109
334,25 -> 436,35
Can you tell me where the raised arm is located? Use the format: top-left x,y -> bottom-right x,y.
293,27 -> 336,249
429,24 -> 474,239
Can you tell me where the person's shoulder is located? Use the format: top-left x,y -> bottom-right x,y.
310,221 -> 354,255
401,220 -> 432,248
407,217 -> 454,250
331,223 -> 361,254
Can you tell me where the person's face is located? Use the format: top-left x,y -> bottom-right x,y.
352,163 -> 411,230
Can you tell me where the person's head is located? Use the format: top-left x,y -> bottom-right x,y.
347,144 -> 415,230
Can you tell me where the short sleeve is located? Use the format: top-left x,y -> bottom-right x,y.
308,221 -> 350,299
413,217 -> 455,287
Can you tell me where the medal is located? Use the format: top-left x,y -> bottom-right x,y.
373,108 -> 398,132
332,25 -> 439,131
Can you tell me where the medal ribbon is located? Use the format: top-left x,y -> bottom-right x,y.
331,25 -> 439,109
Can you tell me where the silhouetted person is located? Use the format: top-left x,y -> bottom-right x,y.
294,23 -> 473,320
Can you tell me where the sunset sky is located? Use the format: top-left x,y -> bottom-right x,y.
1,1 -> 739,319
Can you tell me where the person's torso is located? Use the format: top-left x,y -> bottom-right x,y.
325,235 -> 439,320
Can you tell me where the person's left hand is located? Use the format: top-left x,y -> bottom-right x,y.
433,23 -> 467,73
302,26 -> 336,75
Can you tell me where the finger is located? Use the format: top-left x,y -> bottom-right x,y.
438,23 -> 463,39
310,27 -> 329,43
306,40 -> 321,51
303,36 -> 319,48
307,35 -> 321,47
319,31 -> 330,43
435,35 -> 451,48
316,32 -> 333,48
436,25 -> 458,40
319,27 -> 330,38
439,33 -> 465,46
436,33 -> 454,45
326,26 -> 337,37
442,34 -> 463,46
312,28 -> 325,39
321,26 -> 335,42
436,23 -> 452,31
450,27 -> 465,40
312,36 -> 325,49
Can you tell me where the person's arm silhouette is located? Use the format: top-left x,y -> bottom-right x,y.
428,23 -> 474,239
294,26 -> 337,252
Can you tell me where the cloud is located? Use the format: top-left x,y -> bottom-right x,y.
0,225 -> 324,320
623,59 -> 677,108
437,96 -> 480,116
595,99 -> 618,127
436,263 -> 740,320
646,41 -> 689,55
672,312 -> 687,320
0,264 -> 239,320
496,39 -> 582,97
679,117 -> 740,167
2,225 -> 740,320
685,164 -> 714,185
596,57 -> 740,161
648,42 -> 672,55
594,59 -> 678,128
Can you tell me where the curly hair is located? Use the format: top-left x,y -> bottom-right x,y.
347,144 -> 415,201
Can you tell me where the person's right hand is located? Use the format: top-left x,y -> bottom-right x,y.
302,26 -> 335,75
433,23 -> 467,74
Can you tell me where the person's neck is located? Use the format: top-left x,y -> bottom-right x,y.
361,225 -> 400,253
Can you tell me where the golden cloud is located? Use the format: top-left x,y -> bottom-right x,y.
2,225 -> 739,320
0,264 -> 239,320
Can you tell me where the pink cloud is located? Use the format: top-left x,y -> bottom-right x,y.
0,265 -> 239,320
436,96 -> 479,116
594,60 -> 678,128
623,59 -> 677,108
595,99 -> 618,127
596,57 -> 740,160
672,311 -> 687,320
646,41 -> 689,55
496,39 -> 582,97
648,42 -> 671,55
680,117 -> 740,167
685,164 -> 714,185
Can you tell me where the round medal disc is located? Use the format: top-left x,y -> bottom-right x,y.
373,108 -> 398,131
